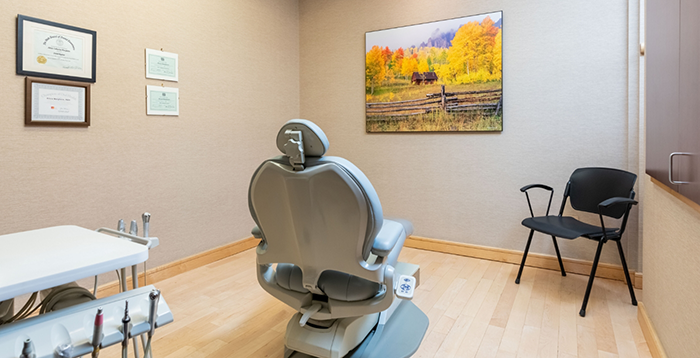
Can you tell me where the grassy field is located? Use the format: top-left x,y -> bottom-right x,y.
366,79 -> 502,132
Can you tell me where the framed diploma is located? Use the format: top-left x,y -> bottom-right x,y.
145,49 -> 178,82
146,85 -> 179,116
25,77 -> 91,127
17,15 -> 97,83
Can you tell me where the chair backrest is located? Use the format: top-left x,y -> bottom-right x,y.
566,167 -> 637,219
248,120 -> 384,293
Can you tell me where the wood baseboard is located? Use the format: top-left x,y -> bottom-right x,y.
95,234 -> 641,298
638,302 -> 668,358
634,272 -> 643,289
96,237 -> 258,297
405,236 -> 641,286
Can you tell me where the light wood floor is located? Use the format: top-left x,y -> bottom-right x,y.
99,248 -> 652,358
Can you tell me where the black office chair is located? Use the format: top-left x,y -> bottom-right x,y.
516,167 -> 638,317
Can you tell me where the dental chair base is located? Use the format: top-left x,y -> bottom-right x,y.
282,263 -> 427,358
285,300 -> 428,358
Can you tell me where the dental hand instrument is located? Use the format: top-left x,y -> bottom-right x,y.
142,213 -> 150,238
19,338 -> 35,358
54,343 -> 73,357
129,220 -> 138,236
91,307 -> 104,358
118,218 -> 127,293
144,289 -> 160,358
121,301 -> 131,358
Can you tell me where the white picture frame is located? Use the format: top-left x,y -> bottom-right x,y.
146,85 -> 179,116
145,49 -> 178,82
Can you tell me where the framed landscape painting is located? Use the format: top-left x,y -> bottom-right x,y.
365,11 -> 503,133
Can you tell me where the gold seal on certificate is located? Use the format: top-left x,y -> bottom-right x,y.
17,15 -> 97,83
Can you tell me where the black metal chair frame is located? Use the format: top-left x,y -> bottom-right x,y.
516,169 -> 638,317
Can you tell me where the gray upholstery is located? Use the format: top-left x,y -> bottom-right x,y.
318,271 -> 382,302
371,220 -> 405,257
275,264 -> 308,294
276,264 -> 382,302
276,119 -> 330,157
250,119 -> 412,318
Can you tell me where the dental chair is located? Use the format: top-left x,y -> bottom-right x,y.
248,120 -> 429,358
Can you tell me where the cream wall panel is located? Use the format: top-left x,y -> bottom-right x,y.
0,1 -> 299,273
642,176 -> 700,357
299,0 -> 640,267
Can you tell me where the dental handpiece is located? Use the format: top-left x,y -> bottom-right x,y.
91,307 -> 104,358
129,220 -> 138,236
143,290 -> 161,358
122,301 -> 131,348
148,290 -> 160,337
142,213 -> 150,238
19,338 -> 35,358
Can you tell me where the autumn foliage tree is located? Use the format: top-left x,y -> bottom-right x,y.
366,15 -> 502,93
365,45 -> 386,94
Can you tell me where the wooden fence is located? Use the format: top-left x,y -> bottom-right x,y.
366,85 -> 502,120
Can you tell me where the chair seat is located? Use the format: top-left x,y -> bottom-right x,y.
276,263 -> 381,302
521,216 -> 618,240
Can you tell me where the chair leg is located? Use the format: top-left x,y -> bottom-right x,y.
551,236 -> 566,277
580,239 -> 605,317
516,230 -> 534,284
616,239 -> 638,306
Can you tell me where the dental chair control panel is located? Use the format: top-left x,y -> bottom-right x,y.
248,119 -> 429,358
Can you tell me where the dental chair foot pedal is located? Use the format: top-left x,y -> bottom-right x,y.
396,275 -> 415,300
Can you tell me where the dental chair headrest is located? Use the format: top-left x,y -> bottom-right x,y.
276,119 -> 330,170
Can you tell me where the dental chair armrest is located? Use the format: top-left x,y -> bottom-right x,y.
251,226 -> 262,239
371,220 -> 405,257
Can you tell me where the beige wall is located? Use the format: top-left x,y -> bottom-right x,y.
299,0 -> 642,268
0,1 -> 299,275
642,176 -> 700,357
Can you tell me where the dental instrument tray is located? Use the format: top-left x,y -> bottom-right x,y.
0,285 -> 173,358
0,225 -> 157,301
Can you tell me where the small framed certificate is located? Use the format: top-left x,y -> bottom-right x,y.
145,49 -> 178,82
17,15 -> 97,83
146,85 -> 179,116
25,77 -> 91,127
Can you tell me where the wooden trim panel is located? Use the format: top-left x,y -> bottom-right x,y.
638,302 -> 669,358
97,237 -> 259,297
405,235 -> 641,286
96,234 -> 643,298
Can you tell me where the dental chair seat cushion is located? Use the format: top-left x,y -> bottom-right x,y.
318,270 -> 382,302
275,264 -> 382,301
276,263 -> 308,294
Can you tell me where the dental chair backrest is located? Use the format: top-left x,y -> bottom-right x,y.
249,119 -> 385,295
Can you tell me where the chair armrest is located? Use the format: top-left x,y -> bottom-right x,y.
520,184 -> 553,192
371,220 -> 405,257
251,226 -> 262,239
520,184 -> 554,217
596,197 -> 638,241
598,197 -> 638,208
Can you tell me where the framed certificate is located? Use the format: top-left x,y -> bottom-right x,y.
145,49 -> 178,82
25,77 -> 91,127
17,15 -> 97,83
146,85 -> 179,116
